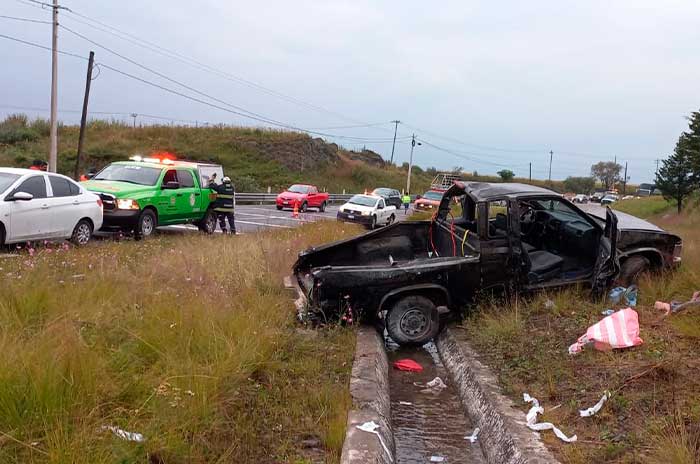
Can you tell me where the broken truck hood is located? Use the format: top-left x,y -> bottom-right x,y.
579,204 -> 664,232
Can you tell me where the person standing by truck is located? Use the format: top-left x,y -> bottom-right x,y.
401,193 -> 411,214
211,176 -> 236,234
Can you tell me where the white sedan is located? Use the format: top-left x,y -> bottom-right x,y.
0,168 -> 103,246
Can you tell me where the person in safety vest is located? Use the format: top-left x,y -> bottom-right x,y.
211,176 -> 236,234
401,193 -> 411,215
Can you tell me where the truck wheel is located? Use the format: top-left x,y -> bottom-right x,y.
386,295 -> 440,346
276,205 -> 283,211
134,209 -> 156,240
617,255 -> 650,287
70,219 -> 93,246
387,214 -> 395,225
300,202 -> 308,212
319,201 -> 327,212
198,209 -> 217,234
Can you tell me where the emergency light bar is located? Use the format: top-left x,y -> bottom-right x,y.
129,155 -> 175,165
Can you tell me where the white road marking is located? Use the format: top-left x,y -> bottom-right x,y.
235,220 -> 292,229
238,205 -> 337,219
235,211 -> 316,223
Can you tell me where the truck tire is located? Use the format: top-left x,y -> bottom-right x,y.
387,214 -> 395,225
70,219 -> 93,246
319,201 -> 327,212
300,201 -> 308,212
276,205 -> 283,211
134,209 -> 156,240
369,215 -> 376,229
386,295 -> 440,346
617,255 -> 650,287
197,209 -> 217,234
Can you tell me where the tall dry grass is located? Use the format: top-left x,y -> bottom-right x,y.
0,221 -> 361,463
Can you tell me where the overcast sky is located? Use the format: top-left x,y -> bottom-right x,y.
2,0 -> 700,182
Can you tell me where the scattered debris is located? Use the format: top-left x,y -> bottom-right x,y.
523,393 -> 577,443
414,376 -> 448,394
393,359 -> 423,372
102,425 -> 145,443
544,299 -> 556,310
601,309 -> 615,316
580,391 -> 610,417
355,421 -> 392,462
464,427 -> 480,443
568,308 -> 643,355
399,401 -> 412,406
609,285 -> 638,306
429,456 -> 446,462
655,290 -> 700,316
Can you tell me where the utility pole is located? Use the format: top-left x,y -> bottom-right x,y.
389,120 -> 400,165
655,159 -> 661,177
130,113 -> 138,128
48,0 -> 59,172
548,150 -> 553,183
623,162 -> 628,195
529,162 -> 532,182
74,51 -> 95,180
406,134 -> 421,195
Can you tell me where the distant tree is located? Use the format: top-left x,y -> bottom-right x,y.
679,110 -> 700,175
472,170 -> 479,177
412,165 -> 424,174
426,166 -> 438,176
563,176 -> 596,194
401,162 -> 410,171
590,161 -> 622,190
451,166 -> 463,174
656,145 -> 698,215
497,169 -> 515,181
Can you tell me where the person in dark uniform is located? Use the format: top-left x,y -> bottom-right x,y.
29,159 -> 48,171
211,176 -> 236,234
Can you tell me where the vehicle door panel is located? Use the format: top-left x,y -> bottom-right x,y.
156,169 -> 179,224
8,175 -> 50,241
174,169 -> 199,221
47,175 -> 80,237
478,200 -> 514,292
591,206 -> 619,296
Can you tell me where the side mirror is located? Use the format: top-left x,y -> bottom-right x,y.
8,191 -> 33,201
162,181 -> 179,190
377,204 -> 384,209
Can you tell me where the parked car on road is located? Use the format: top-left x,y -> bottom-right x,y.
83,155 -> 222,239
294,182 -> 681,346
601,194 -> 619,205
572,194 -> 589,203
371,188 -> 402,209
590,191 -> 605,203
276,184 -> 329,212
414,190 -> 443,210
0,168 -> 103,246
337,194 -> 397,229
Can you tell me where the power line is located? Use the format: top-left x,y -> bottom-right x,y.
0,14 -> 51,24
60,9 -> 386,129
0,31 -> 86,60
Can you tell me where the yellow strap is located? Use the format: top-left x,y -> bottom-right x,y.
461,229 -> 469,256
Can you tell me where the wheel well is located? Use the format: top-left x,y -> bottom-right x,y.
77,217 -> 94,230
622,251 -> 662,269
143,206 -> 158,220
0,221 -> 5,244
378,286 -> 450,315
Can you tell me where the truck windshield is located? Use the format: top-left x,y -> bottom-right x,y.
422,191 -> 443,200
348,195 -> 378,207
287,184 -> 310,194
93,164 -> 161,186
0,173 -> 20,194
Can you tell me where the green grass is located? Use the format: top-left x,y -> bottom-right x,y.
612,196 -> 674,219
0,221 -> 363,463
462,197 -> 700,463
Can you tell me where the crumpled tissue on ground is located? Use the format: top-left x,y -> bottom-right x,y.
523,393 -> 577,443
579,391 -> 610,417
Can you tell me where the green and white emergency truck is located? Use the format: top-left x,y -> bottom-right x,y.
82,155 -> 225,238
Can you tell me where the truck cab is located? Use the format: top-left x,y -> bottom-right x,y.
83,155 -> 223,238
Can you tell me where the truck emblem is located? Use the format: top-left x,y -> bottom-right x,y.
189,193 -> 196,206
170,196 -> 175,205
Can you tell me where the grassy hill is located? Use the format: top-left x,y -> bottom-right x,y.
1,114 -> 608,195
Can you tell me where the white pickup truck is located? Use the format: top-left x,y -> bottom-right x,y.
336,194 -> 397,229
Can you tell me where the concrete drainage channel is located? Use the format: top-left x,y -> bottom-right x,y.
341,326 -> 559,464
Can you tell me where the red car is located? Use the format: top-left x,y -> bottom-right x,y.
414,190 -> 443,210
276,184 -> 329,212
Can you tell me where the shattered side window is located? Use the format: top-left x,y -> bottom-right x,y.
487,200 -> 509,238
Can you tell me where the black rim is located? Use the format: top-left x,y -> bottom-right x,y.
399,308 -> 429,338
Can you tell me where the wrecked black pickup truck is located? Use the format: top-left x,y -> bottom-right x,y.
293,182 -> 682,346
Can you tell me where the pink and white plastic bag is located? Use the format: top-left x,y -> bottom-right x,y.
568,308 -> 643,355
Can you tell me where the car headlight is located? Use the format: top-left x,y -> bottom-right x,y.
361,210 -> 370,216
116,198 -> 140,210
